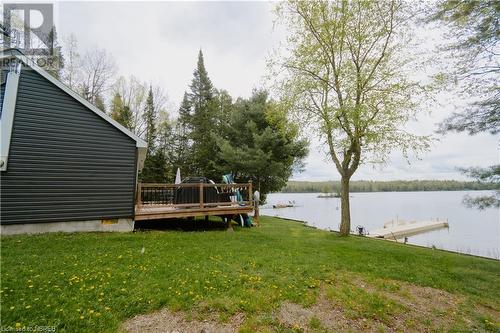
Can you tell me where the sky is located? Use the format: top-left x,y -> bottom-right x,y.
50,1 -> 498,181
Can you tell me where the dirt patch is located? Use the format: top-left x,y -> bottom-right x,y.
122,309 -> 244,333
277,278 -> 470,332
123,276 -> 492,332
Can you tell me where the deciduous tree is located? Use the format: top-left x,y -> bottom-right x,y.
273,0 -> 430,235
80,48 -> 116,105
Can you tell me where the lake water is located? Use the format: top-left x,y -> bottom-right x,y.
261,191 -> 500,259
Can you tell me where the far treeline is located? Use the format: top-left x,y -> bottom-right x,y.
282,180 -> 500,194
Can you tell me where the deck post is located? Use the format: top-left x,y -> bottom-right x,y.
253,189 -> 260,227
136,182 -> 142,207
199,183 -> 204,208
248,182 -> 253,207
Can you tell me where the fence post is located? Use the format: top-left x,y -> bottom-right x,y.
199,183 -> 204,208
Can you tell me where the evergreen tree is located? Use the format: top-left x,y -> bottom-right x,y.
46,26 -> 64,79
178,92 -> 192,132
141,150 -> 168,183
176,50 -> 231,180
143,86 -> 157,152
217,90 -> 308,201
189,50 -> 214,110
172,92 -> 194,176
429,0 -> 499,209
140,86 -> 169,182
110,93 -> 133,130
188,50 -> 220,179
94,94 -> 106,113
430,0 -> 499,135
157,113 -> 176,182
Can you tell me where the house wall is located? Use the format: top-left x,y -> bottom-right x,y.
0,66 -> 138,226
0,72 -> 5,114
0,218 -> 134,235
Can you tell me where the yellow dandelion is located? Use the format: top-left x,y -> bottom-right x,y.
80,315 -> 84,320
89,310 -> 94,314
15,323 -> 22,328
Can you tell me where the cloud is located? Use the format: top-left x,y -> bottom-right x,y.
55,2 -> 498,181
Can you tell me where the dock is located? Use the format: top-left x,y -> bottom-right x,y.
134,182 -> 253,221
367,219 -> 449,239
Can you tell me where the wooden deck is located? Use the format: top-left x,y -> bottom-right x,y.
134,182 -> 254,220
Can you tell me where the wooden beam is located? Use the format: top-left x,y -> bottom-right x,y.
135,206 -> 253,221
248,182 -> 253,208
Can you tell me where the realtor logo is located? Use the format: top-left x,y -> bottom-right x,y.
1,3 -> 54,55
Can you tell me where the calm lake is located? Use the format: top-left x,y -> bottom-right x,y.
261,191 -> 500,259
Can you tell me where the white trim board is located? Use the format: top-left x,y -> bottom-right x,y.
0,70 -> 20,171
0,49 -> 147,149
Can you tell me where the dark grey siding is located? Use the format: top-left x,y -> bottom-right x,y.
0,83 -> 4,116
0,70 -> 5,117
1,66 -> 137,225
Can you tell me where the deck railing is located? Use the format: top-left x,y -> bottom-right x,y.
136,182 -> 253,209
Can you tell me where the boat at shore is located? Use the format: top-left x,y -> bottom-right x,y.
273,201 -> 296,209
317,193 -> 340,198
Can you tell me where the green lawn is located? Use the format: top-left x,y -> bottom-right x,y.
1,216 -> 499,332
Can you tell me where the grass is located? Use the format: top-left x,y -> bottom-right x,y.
1,216 -> 499,332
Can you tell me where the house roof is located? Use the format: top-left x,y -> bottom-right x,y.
0,49 -> 147,149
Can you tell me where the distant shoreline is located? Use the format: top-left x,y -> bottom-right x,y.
281,180 -> 499,193
280,189 -> 497,193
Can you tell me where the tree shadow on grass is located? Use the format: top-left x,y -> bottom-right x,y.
134,216 -> 231,232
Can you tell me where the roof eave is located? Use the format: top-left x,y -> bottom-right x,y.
0,49 -> 148,149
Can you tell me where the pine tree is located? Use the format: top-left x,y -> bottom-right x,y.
42,26 -> 64,79
110,93 -> 133,130
140,86 -> 169,182
143,86 -> 157,152
157,114 -> 176,182
217,90 -> 308,201
94,94 -> 106,113
189,50 -> 214,110
186,50 -> 225,180
172,92 -> 194,176
110,93 -> 124,119
178,92 -> 192,132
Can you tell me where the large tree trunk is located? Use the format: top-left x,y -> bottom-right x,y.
339,175 -> 351,236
